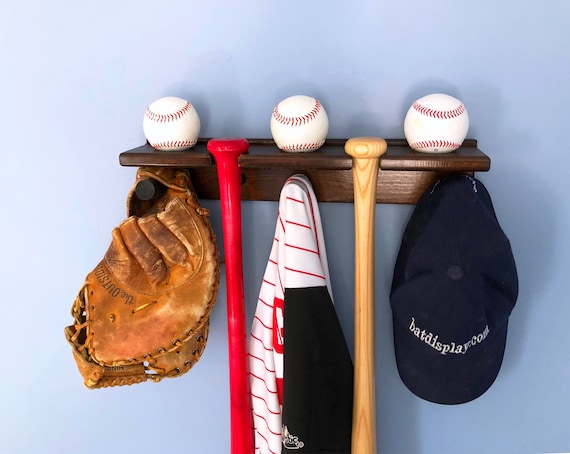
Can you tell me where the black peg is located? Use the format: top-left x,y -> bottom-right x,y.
135,179 -> 158,201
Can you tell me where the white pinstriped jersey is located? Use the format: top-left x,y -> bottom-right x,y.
248,174 -> 338,454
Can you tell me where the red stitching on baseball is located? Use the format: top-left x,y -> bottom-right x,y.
146,101 -> 192,123
280,141 -> 325,151
410,140 -> 461,150
151,139 -> 197,149
272,99 -> 322,126
412,101 -> 465,119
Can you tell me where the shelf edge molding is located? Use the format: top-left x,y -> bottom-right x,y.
119,138 -> 490,204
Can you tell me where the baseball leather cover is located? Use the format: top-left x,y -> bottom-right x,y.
65,167 -> 220,388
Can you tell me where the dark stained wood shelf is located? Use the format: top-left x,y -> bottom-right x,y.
119,138 -> 490,204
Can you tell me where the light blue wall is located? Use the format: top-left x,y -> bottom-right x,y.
1,1 -> 569,453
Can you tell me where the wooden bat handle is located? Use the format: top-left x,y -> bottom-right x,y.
344,137 -> 387,454
207,138 -> 254,454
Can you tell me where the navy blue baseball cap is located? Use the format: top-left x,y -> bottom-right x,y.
390,175 -> 518,405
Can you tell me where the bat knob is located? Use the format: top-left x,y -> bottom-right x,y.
207,137 -> 249,158
344,137 -> 387,159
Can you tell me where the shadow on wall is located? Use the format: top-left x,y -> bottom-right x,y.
480,163 -> 557,369
465,82 -> 558,371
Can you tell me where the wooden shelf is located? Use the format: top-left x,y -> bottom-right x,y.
119,138 -> 490,204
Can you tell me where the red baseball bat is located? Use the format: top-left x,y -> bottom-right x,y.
207,138 -> 254,454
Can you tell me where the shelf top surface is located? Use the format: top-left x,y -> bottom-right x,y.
119,138 -> 490,172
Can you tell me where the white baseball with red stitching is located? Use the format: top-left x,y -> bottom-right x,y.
143,96 -> 201,151
270,95 -> 329,152
404,93 -> 469,153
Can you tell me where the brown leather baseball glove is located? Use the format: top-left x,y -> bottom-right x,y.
65,167 -> 220,388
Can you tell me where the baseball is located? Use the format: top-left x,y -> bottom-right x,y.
404,93 -> 469,153
143,96 -> 200,151
270,95 -> 329,152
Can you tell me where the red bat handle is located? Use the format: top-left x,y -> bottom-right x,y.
207,138 -> 254,454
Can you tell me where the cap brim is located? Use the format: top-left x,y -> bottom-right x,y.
393,315 -> 508,405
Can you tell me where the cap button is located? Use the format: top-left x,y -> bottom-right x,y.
447,265 -> 465,280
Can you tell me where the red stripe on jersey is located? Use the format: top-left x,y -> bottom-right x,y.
286,196 -> 304,204
248,354 -> 276,373
252,411 -> 282,436
284,266 -> 325,280
262,278 -> 275,287
249,332 -> 272,352
284,242 -> 319,255
249,372 -> 279,394
302,179 -> 321,257
277,214 -> 286,234
257,297 -> 273,309
252,316 -> 272,331
285,219 -> 311,229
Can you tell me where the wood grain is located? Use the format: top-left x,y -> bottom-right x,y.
344,137 -> 387,454
119,138 -> 488,204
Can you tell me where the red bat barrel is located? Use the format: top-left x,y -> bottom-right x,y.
207,138 -> 254,454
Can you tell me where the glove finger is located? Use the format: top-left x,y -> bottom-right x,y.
138,215 -> 188,267
105,226 -> 139,284
119,216 -> 167,286
157,197 -> 200,260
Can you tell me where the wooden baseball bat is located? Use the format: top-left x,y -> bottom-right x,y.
344,137 -> 387,454
207,138 -> 254,454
